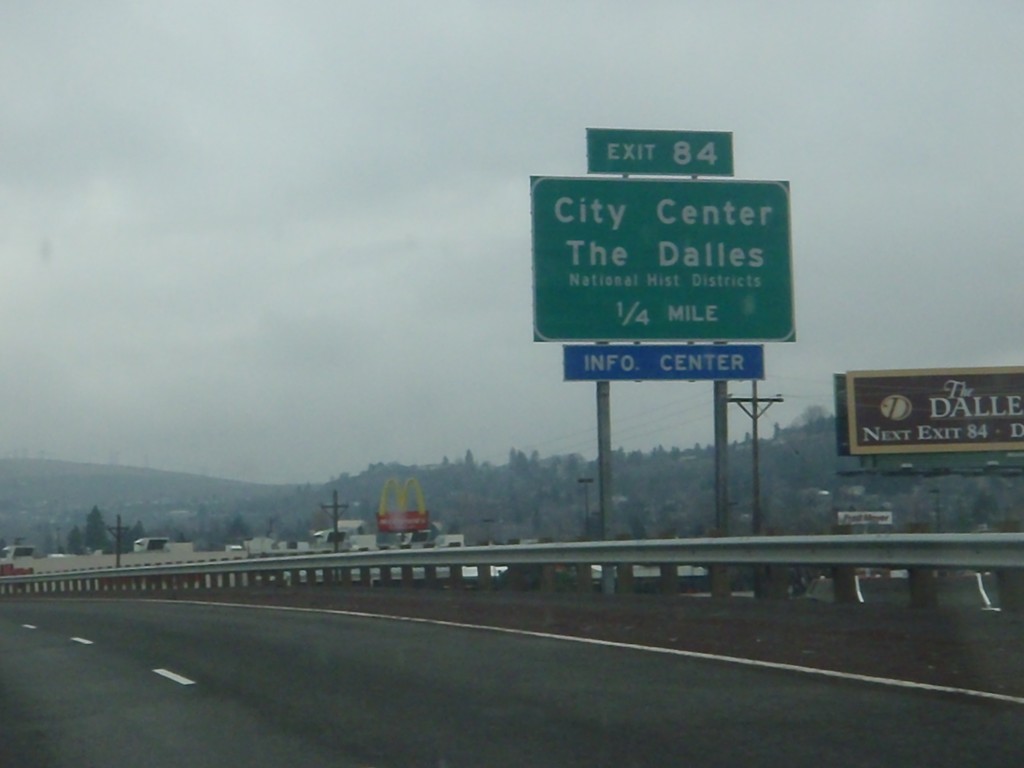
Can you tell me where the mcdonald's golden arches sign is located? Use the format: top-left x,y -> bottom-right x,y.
377,477 -> 430,533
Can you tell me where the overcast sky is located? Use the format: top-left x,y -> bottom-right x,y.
2,1 -> 1022,483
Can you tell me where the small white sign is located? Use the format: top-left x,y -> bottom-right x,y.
837,510 -> 893,526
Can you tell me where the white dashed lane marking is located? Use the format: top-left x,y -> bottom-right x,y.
13,626 -> 196,688
153,668 -> 196,686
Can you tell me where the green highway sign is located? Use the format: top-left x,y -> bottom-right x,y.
531,176 -> 794,342
587,128 -> 734,177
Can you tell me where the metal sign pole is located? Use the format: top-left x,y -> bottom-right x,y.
714,380 -> 729,535
597,380 -> 615,594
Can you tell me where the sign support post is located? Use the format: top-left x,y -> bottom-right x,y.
597,379 -> 615,594
713,381 -> 730,536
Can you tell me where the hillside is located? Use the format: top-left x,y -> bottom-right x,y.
0,459 -> 290,551
3,411 -> 1022,554
0,458 -> 280,504
319,411 -> 1024,544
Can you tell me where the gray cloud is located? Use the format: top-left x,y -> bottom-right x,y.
2,1 -> 1023,481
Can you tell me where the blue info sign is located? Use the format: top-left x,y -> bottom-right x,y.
563,344 -> 764,382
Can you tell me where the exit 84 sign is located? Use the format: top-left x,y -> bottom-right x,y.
586,128 -> 734,177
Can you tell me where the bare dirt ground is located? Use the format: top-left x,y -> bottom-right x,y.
171,586 -> 1024,700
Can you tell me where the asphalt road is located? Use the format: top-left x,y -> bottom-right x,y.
1,599 -> 1021,767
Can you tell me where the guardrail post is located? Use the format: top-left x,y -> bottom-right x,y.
761,565 -> 791,600
709,565 -> 731,598
829,524 -> 859,604
576,563 -> 593,593
506,566 -> 527,591
659,564 -> 677,595
424,565 -> 438,589
616,563 -> 634,594
993,521 -> 1024,612
477,565 -> 493,591
340,567 -> 352,587
707,530 -> 731,599
996,570 -> 1024,613
540,564 -> 556,592
831,567 -> 859,604
450,565 -> 464,590
902,523 -> 938,608
401,565 -> 414,588
908,568 -> 938,608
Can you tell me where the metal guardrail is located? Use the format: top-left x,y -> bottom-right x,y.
2,533 -> 1023,586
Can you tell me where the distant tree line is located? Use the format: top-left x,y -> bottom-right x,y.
10,409 -> 1024,553
61,506 -> 145,555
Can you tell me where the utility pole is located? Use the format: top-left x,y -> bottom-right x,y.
106,514 -> 124,568
320,490 -> 348,553
729,381 -> 783,535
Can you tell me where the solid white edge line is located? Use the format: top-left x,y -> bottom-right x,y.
153,668 -> 196,686
21,624 -> 37,629
152,599 -> 1024,707
70,637 -> 94,645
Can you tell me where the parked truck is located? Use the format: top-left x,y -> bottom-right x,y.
0,544 -> 36,576
311,520 -> 378,552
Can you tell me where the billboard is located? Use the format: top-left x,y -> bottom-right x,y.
842,367 -> 1024,455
